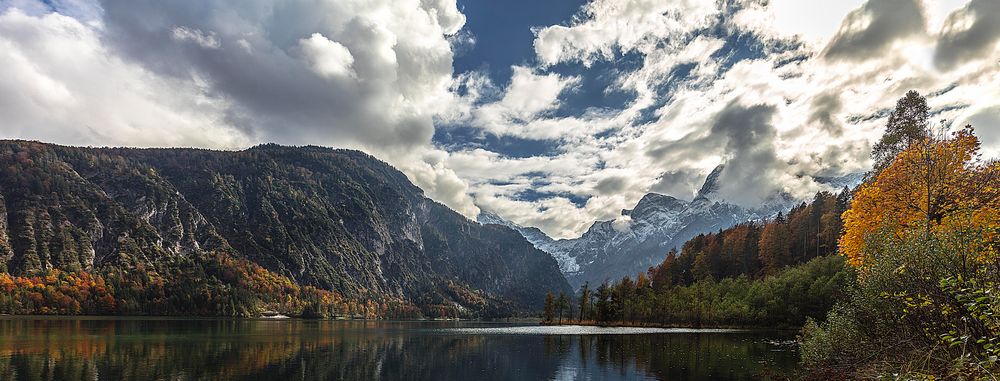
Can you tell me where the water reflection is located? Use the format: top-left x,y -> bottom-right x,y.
0,318 -> 797,380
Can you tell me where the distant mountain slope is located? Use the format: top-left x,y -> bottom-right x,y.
480,166 -> 862,289
0,141 -> 571,316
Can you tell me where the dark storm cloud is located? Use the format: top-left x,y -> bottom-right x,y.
711,102 -> 777,150
650,170 -> 703,199
708,102 -> 784,206
808,92 -> 844,136
934,0 -> 1000,71
644,131 -> 717,162
643,100 -> 784,206
95,0 -> 457,150
966,106 -> 1000,150
823,0 -> 926,61
594,175 -> 628,195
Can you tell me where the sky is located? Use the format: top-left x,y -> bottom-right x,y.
1,0 -> 998,239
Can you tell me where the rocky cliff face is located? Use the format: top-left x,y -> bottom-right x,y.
0,141 -> 571,314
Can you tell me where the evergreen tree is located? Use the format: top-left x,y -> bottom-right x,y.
595,283 -> 612,324
555,292 -> 569,324
869,90 -> 930,177
578,282 -> 591,321
543,292 -> 555,323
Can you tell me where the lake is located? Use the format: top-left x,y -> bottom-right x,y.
0,317 -> 799,380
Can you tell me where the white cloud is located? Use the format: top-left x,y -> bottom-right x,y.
498,66 -> 574,120
455,66 -> 583,139
300,33 -> 355,78
0,0 -> 480,219
767,0 -> 867,45
533,0 -> 719,66
2,0 -> 998,240
0,9 -> 247,148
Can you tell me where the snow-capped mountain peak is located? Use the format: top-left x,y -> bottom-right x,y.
479,168 -> 863,289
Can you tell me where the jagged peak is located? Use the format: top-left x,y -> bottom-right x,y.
623,193 -> 685,216
583,219 -> 616,235
695,164 -> 725,201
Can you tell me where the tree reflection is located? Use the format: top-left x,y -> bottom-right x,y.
0,319 -> 796,380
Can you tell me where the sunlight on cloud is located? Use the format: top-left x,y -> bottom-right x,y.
0,0 -> 481,219
768,0 -> 867,45
463,0 -> 1000,239
300,33 -> 355,78
1,0 -> 997,240
0,8 -> 247,149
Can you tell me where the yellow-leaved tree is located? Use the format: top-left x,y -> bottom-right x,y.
840,125 -> 1000,267
802,93 -> 1000,378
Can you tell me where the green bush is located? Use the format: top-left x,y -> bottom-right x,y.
799,229 -> 1000,378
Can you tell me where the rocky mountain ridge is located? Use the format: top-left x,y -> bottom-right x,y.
0,140 -> 572,316
479,165 -> 862,289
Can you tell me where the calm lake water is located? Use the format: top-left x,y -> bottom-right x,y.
0,317 -> 798,380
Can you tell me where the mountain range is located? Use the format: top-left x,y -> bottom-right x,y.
0,141 -> 571,316
479,165 -> 862,289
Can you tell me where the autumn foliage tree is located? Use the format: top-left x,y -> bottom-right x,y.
758,214 -> 791,274
840,125 -> 1000,267
803,92 -> 1000,378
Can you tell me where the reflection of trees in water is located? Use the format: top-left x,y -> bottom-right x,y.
0,320 -> 565,381
0,320 -> 796,380
541,334 -> 798,381
0,320 -> 324,380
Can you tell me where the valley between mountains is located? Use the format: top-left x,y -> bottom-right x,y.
0,139 -> 859,319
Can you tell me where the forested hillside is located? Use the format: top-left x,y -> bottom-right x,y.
649,189 -> 850,286
0,142 -> 571,318
542,188 -> 855,328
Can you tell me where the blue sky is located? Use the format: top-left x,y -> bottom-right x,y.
452,0 -> 586,81
1,0 -> 998,238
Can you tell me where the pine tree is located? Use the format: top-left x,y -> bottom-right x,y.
869,90 -> 930,177
595,282 -> 612,324
543,292 -> 555,323
578,282 -> 591,322
555,292 -> 569,324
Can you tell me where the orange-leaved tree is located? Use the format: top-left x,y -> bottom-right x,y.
840,125 -> 1000,267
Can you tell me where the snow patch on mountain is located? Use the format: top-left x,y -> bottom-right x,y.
480,168 -> 864,289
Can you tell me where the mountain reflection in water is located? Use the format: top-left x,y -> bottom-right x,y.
0,318 -> 797,380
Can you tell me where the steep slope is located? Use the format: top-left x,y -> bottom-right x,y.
0,141 -> 571,316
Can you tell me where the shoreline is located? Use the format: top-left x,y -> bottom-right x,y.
0,315 -> 797,331
539,319 -> 802,331
0,314 -> 542,324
